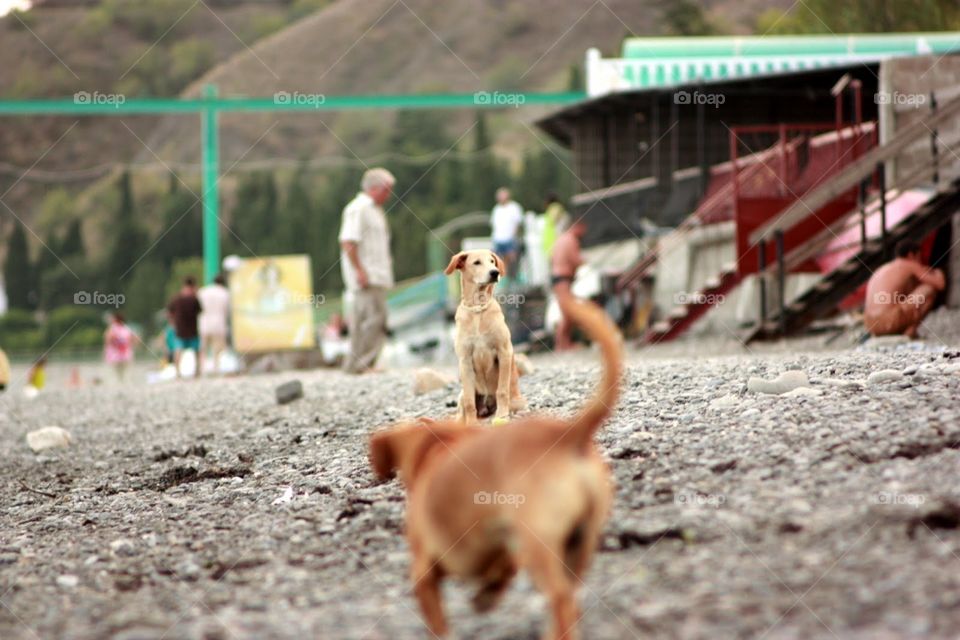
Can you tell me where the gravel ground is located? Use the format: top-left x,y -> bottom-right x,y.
3,336 -> 960,639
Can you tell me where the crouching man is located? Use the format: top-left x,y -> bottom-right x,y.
864,240 -> 945,338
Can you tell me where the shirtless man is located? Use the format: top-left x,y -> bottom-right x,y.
864,240 -> 945,338
551,220 -> 587,350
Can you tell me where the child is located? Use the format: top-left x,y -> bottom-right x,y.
27,356 -> 47,391
104,312 -> 135,382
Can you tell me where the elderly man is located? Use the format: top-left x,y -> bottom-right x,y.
864,240 -> 945,338
339,167 -> 396,374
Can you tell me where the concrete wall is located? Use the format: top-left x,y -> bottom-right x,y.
654,224 -> 822,336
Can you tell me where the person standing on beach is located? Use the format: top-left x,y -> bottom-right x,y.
551,219 -> 588,351
338,168 -> 396,374
103,312 -> 135,382
490,187 -> 523,278
167,277 -> 203,378
197,273 -> 230,374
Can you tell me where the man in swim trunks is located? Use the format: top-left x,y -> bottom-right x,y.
551,219 -> 588,350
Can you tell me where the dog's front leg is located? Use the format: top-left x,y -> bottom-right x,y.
493,344 -> 513,420
411,554 -> 449,636
458,349 -> 478,423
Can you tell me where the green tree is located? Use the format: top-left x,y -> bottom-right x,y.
60,219 -> 85,257
105,171 -> 148,294
567,64 -> 583,92
756,0 -> 960,34
125,258 -> 168,330
466,112 -> 501,211
230,171 -> 278,255
662,0 -> 718,36
153,179 -> 202,268
3,220 -> 34,310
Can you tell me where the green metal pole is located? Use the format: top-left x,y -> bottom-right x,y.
201,84 -> 219,284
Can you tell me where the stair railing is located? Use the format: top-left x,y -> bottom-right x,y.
750,90 -> 960,334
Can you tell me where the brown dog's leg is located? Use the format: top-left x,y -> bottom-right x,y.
411,554 -> 448,637
458,357 -> 478,423
472,553 -> 517,612
521,535 -> 580,640
508,356 -> 527,413
493,346 -> 513,420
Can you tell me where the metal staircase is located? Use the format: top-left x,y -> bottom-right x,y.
746,91 -> 960,342
747,177 -> 960,341
644,264 -> 742,343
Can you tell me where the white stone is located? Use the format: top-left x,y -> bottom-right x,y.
109,538 -> 137,557
781,387 -> 823,398
710,394 -> 740,409
56,575 -> 79,588
747,370 -> 810,395
412,368 -> 455,395
25,427 -> 72,452
272,486 -> 294,505
817,378 -> 864,389
867,369 -> 905,386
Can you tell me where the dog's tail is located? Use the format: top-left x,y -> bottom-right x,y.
558,292 -> 623,451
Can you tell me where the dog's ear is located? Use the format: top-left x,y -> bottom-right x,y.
369,430 -> 396,480
444,252 -> 468,275
492,251 -> 506,275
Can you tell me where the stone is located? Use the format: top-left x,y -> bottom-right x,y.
275,380 -> 304,405
412,368 -> 454,395
747,370 -> 810,395
26,426 -> 72,452
867,370 -> 905,386
56,575 -> 79,589
709,394 -> 740,410
817,377 -> 864,389
781,387 -> 823,398
109,538 -> 137,557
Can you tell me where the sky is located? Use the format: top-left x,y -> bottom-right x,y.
0,0 -> 31,17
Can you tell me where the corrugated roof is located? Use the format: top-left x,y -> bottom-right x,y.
600,32 -> 960,91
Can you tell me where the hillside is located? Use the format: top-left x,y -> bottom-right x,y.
1,0 -> 784,252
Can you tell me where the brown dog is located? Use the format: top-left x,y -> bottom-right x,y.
370,293 -> 622,640
445,249 -> 526,422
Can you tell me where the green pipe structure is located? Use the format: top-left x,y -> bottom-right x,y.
0,88 -> 585,282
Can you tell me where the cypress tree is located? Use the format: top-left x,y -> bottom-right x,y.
3,219 -> 34,310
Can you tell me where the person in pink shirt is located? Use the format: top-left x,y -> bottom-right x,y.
550,220 -> 587,351
104,312 -> 135,382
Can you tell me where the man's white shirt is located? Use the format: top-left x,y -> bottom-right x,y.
338,191 -> 394,291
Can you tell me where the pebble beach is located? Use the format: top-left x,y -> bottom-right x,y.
3,314 -> 960,639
